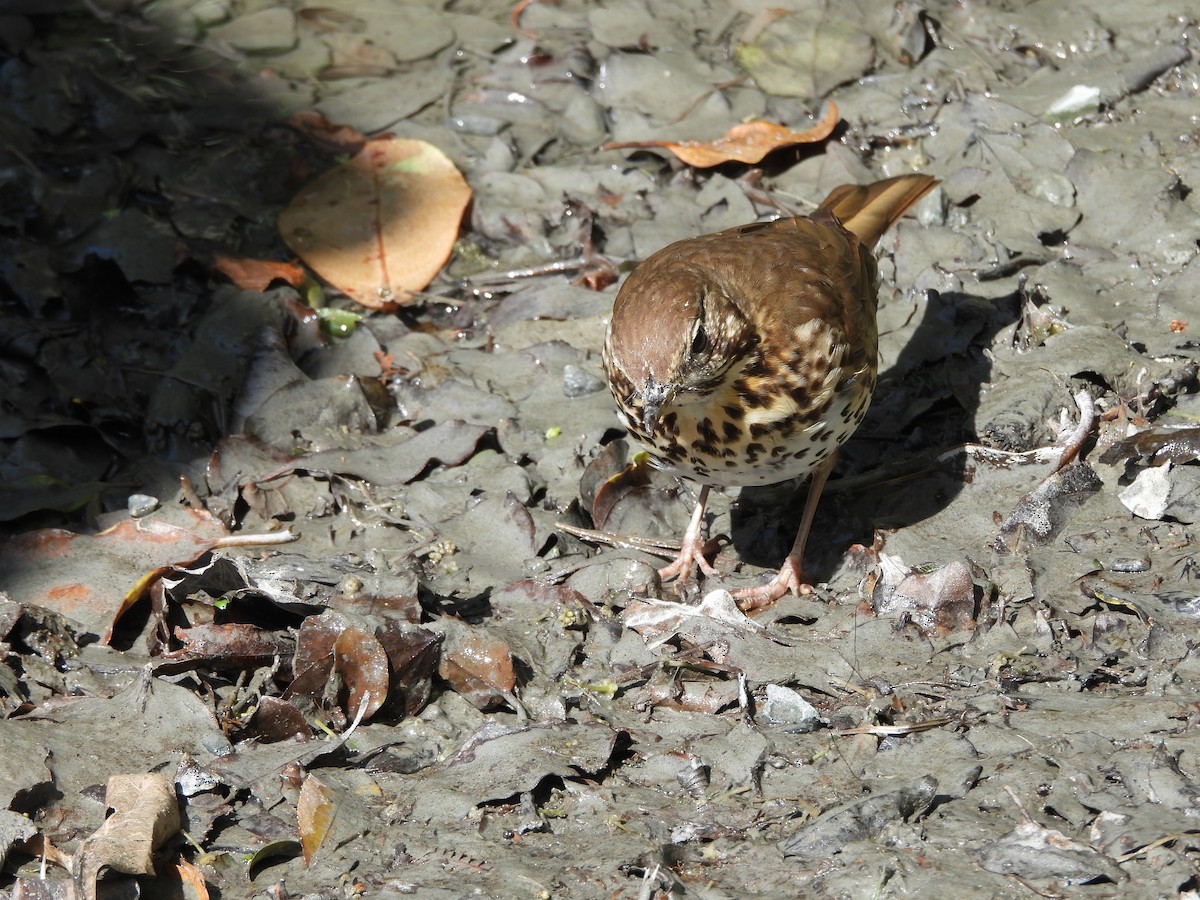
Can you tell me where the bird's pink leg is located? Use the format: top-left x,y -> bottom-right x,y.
733,453 -> 837,608
657,484 -> 722,583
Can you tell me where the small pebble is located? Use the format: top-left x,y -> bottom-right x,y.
562,364 -> 605,397
760,684 -> 821,731
1108,557 -> 1151,573
127,493 -> 160,517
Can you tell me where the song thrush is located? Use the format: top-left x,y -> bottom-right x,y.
603,174 -> 938,604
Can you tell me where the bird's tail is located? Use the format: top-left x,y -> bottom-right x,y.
818,174 -> 939,248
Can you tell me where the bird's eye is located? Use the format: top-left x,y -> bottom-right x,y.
690,323 -> 708,355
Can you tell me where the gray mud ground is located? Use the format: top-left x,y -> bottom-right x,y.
2,0 -> 1200,897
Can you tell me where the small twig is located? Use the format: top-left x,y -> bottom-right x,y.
831,717 -> 952,737
212,530 -> 300,548
462,257 -> 589,287
556,521 -> 681,557
1113,833 -> 1190,863
1053,389 -> 1095,472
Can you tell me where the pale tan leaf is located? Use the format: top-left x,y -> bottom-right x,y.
279,137 -> 472,309
72,773 -> 180,899
297,774 -> 336,867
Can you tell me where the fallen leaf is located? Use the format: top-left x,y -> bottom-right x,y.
1099,425 -> 1200,466
735,8 -> 875,98
297,774 -> 336,866
437,621 -> 518,712
256,419 -> 491,486
164,623 -> 297,669
872,560 -> 979,635
332,625 -> 390,720
175,859 -> 211,900
591,450 -> 655,530
780,776 -> 937,860
323,31 -> 398,75
976,818 -> 1126,885
240,696 -> 310,744
511,0 -> 539,38
212,254 -> 306,291
603,102 -> 838,167
0,810 -> 38,865
287,110 -> 367,155
645,673 -> 739,714
289,610 -> 441,721
279,137 -> 472,309
373,621 -> 442,717
72,774 -> 181,896
248,840 -> 303,880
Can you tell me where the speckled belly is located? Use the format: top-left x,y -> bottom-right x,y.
656,375 -> 874,487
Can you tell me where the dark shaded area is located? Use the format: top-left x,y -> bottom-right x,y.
0,4 -> 326,532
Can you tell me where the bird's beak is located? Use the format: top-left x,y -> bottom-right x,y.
640,379 -> 671,435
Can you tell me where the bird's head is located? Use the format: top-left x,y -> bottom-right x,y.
603,260 -> 755,439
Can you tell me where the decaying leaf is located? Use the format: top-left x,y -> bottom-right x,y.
279,137 -> 472,309
164,622 -> 297,670
977,818 -> 1128,885
174,859 -> 211,900
872,560 -> 979,635
603,102 -> 838,167
256,419 -> 491,486
332,624 -> 390,719
436,620 -> 519,712
72,773 -> 181,896
287,110 -> 368,155
1099,425 -> 1200,467
780,776 -> 937,860
735,8 -> 875,97
248,840 -> 303,880
0,809 -> 38,869
212,254 -> 307,292
590,449 -> 656,530
289,609 -> 441,721
240,696 -> 311,744
297,774 -> 336,866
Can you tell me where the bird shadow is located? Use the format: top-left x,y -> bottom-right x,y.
730,283 -> 1025,581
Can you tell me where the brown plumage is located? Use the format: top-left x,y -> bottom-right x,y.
603,174 -> 938,605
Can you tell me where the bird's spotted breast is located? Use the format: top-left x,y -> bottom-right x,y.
622,321 -> 875,488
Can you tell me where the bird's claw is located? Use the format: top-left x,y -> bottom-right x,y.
657,533 -> 721,584
731,554 -> 814,610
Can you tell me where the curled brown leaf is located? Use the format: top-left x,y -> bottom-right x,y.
603,102 -> 839,167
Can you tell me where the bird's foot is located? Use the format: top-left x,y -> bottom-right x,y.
731,554 -> 814,610
657,533 -> 721,585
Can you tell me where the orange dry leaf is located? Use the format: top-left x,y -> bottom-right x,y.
511,0 -> 539,38
603,101 -> 839,167
287,110 -> 367,155
1170,319 -> 1187,333
278,137 -> 472,309
212,254 -> 306,291
175,860 -> 211,900
297,775 -> 336,866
